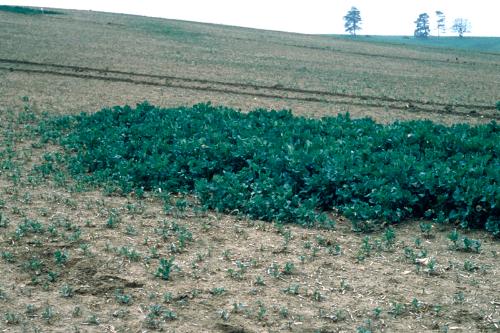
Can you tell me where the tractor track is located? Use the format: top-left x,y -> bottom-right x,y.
1,58 -> 498,120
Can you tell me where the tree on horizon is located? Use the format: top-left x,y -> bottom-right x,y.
344,7 -> 362,36
452,18 -> 471,37
414,13 -> 430,38
436,11 -> 446,37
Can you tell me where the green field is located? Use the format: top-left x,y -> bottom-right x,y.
333,35 -> 500,53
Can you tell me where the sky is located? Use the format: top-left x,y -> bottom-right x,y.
2,0 -> 499,36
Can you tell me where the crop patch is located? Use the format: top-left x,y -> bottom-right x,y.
41,102 -> 500,234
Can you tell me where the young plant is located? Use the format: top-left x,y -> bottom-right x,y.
312,289 -> 324,302
283,261 -> 295,275
254,276 -> 265,286
210,287 -> 226,296
419,221 -> 433,237
60,284 -> 74,298
462,237 -> 481,253
115,289 -> 133,305
156,257 -> 176,280
256,301 -> 267,321
448,229 -> 460,248
54,250 -> 69,266
383,226 -> 396,249
42,305 -> 55,324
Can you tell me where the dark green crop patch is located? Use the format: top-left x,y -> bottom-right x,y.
41,102 -> 499,234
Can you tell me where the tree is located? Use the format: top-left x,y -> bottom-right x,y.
344,7 -> 362,36
435,11 -> 446,37
414,13 -> 430,38
452,18 -> 471,37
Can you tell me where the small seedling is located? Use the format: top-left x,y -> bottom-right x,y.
106,215 -> 120,229
222,249 -> 231,260
372,307 -> 382,319
232,302 -> 246,313
426,257 -> 437,275
54,250 -> 68,266
283,284 -> 300,295
312,289 -> 323,302
42,306 -> 55,324
283,261 -> 295,275
115,290 -> 133,305
4,312 -> 20,325
383,226 -> 396,248
254,276 -> 265,286
87,314 -> 100,325
463,260 -> 478,272
340,279 -> 352,293
47,271 -> 59,283
453,291 -> 465,304
1,251 -> 15,263
390,302 -> 405,317
0,212 -> 8,228
268,263 -> 281,278
448,229 -> 460,247
463,237 -> 481,253
218,309 -> 230,321
125,225 -> 137,236
163,292 -> 173,303
60,284 -> 74,298
72,306 -> 81,317
411,298 -> 422,311
156,257 -> 175,280
26,304 -> 36,317
419,222 -> 433,237
257,301 -> 267,321
361,236 -> 372,256
210,287 -> 226,296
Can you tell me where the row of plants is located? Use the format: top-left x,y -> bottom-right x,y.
40,102 -> 499,234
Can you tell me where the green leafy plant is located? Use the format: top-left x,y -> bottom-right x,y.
42,102 -> 500,234
60,284 -> 74,298
0,212 -> 8,228
419,221 -> 433,237
115,289 -> 133,304
4,312 -> 20,325
156,257 -> 175,280
383,227 -> 396,249
462,237 -> 481,253
54,250 -> 69,266
42,305 -> 55,324
210,287 -> 226,296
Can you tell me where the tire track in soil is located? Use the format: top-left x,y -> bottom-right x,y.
0,58 -> 497,121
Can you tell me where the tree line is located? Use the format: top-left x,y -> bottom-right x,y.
344,7 -> 471,38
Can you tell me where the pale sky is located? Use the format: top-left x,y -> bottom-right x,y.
3,0 -> 500,36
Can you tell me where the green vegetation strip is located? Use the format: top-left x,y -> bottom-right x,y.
42,102 -> 499,234
0,5 -> 61,15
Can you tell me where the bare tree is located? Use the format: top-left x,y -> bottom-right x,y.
435,11 -> 445,37
451,18 -> 471,38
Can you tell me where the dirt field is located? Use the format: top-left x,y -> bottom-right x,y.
0,8 -> 499,333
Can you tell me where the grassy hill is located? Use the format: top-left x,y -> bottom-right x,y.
334,35 -> 500,53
